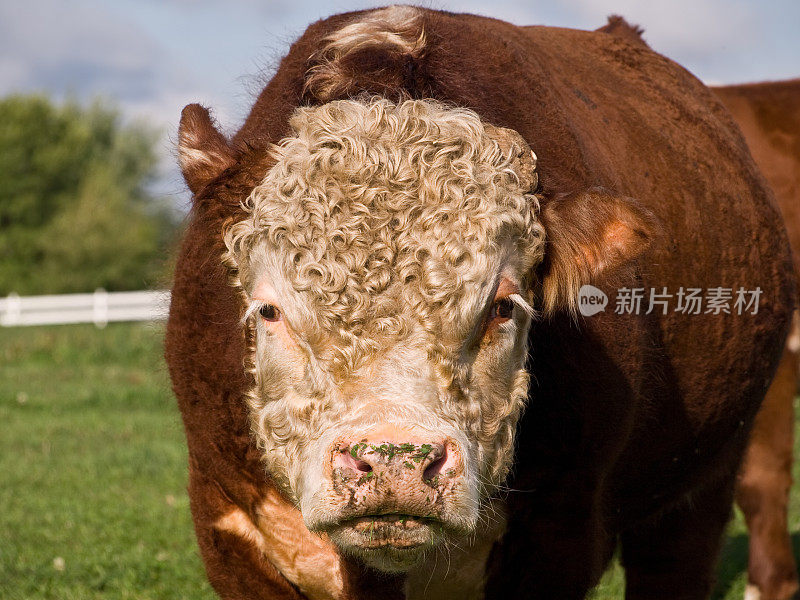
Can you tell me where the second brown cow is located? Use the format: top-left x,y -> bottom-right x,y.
715,79 -> 800,600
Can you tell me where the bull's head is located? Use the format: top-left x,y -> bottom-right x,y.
178,97 -> 657,573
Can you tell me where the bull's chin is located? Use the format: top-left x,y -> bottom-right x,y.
327,514 -> 445,573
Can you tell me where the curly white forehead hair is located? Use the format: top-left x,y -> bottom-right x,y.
224,97 -> 545,376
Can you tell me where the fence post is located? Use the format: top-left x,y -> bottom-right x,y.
93,288 -> 108,328
1,292 -> 21,326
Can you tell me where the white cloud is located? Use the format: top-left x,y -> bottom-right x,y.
0,0 -> 223,202
0,0 -> 210,118
0,0 -> 160,92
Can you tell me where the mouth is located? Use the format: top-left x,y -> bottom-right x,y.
340,514 -> 442,547
325,513 -> 446,572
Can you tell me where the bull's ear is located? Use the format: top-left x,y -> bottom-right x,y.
539,189 -> 660,314
178,104 -> 235,195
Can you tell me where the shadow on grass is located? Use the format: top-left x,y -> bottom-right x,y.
712,532 -> 800,600
712,533 -> 749,600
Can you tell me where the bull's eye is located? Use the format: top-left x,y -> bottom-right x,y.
490,298 -> 515,321
258,304 -> 282,322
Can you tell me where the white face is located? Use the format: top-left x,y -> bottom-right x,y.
223,97 -> 544,572
244,261 -> 535,572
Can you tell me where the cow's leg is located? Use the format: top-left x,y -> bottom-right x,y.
188,468 -> 306,600
191,466 -> 409,600
484,515 -> 604,599
620,475 -> 737,600
736,342 -> 799,600
483,472 -> 611,600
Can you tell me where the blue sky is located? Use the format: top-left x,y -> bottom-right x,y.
2,0 -> 798,202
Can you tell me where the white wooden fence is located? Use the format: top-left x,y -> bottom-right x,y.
0,290 -> 170,327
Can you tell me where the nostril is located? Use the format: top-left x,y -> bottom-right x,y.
423,448 -> 448,481
336,448 -> 373,474
354,459 -> 373,474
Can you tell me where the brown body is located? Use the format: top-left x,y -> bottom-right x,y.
166,8 -> 796,599
714,79 -> 800,600
600,19 -> 800,597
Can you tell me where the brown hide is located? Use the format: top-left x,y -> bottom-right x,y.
714,80 -> 800,279
166,8 -> 796,599
714,79 -> 800,600
599,17 -> 800,597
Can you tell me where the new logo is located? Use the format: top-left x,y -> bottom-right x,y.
578,284 -> 608,317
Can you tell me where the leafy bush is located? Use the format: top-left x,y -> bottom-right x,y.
0,95 -> 178,294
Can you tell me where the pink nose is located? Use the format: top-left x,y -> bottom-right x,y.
332,425 -> 462,484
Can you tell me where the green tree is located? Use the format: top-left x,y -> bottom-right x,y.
0,95 -> 178,294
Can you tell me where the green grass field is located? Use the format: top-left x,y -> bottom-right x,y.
1,322 -> 799,599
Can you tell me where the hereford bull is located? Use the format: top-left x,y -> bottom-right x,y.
165,6 -> 796,599
714,79 -> 800,600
